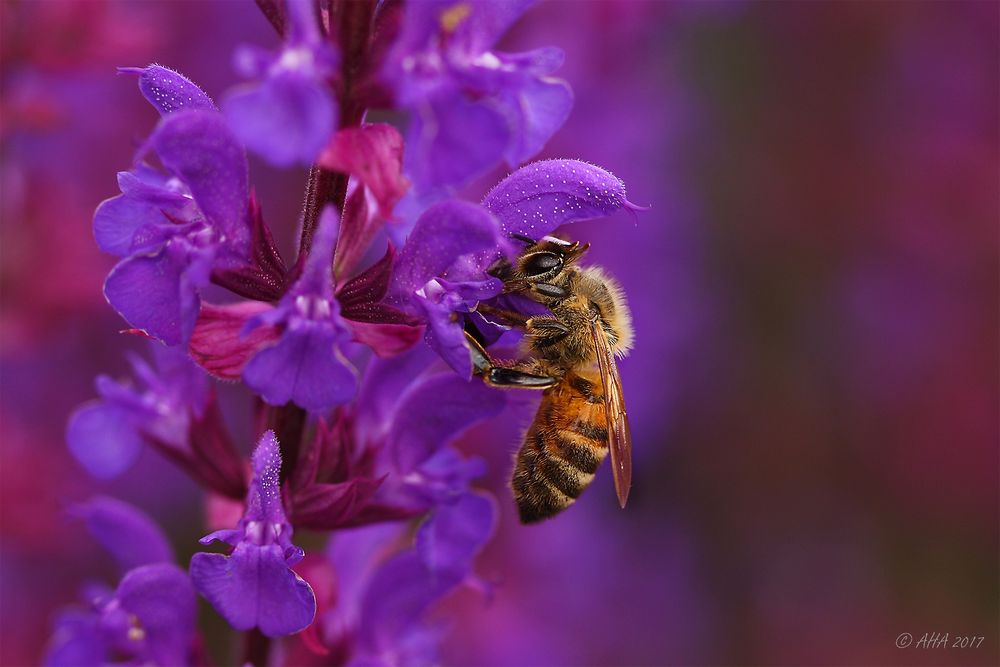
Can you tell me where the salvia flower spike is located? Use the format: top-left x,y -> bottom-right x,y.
62,2 -> 643,661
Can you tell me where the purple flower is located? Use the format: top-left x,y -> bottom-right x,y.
383,0 -> 572,191
96,65 -> 251,345
66,343 -> 209,479
44,498 -> 196,667
243,207 -> 359,411
227,342 -> 505,605
223,0 -> 338,166
387,200 -> 511,376
318,492 -> 497,666
188,248 -> 421,386
414,491 -> 497,576
190,430 -> 317,637
45,565 -> 197,667
263,342 -> 506,533
352,346 -> 505,511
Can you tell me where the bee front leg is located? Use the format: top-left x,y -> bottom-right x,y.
474,303 -> 529,328
463,331 -> 558,389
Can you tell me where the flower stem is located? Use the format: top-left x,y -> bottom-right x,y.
283,0 -> 376,486
298,165 -> 347,260
254,0 -> 286,37
269,402 -> 307,484
297,0 -> 376,259
242,628 -> 270,667
331,0 -> 377,125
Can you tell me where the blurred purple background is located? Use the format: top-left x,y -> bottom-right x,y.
1,1 -> 996,665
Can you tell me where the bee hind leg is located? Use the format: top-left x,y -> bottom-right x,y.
463,331 -> 558,389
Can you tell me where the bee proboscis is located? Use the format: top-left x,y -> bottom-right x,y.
464,235 -> 633,523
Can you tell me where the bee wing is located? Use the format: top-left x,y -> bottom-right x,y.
591,318 -> 632,508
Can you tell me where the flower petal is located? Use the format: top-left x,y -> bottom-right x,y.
222,71 -> 335,167
496,45 -> 566,74
147,343 -> 211,414
247,430 -> 287,523
66,402 -> 144,479
117,165 -> 184,199
438,276 -> 503,302
93,168 -> 195,257
92,194 -> 170,257
353,344 -> 438,440
413,276 -> 502,377
332,185 -> 376,278
390,0 -> 534,69
293,206 -> 339,299
390,200 -> 505,298
103,240 -> 210,345
336,243 -> 396,311
417,447 -> 488,500
500,75 -> 573,165
148,110 -> 250,253
285,0 -> 325,44
358,552 -> 460,652
184,396 -> 248,500
482,158 -> 638,238
416,491 -> 497,575
74,496 -> 174,571
346,320 -> 423,358
190,543 -> 316,637
318,124 -> 409,219
210,191 -> 287,301
387,372 -> 506,472
43,610 -> 104,667
189,301 -> 278,380
290,478 -> 383,530
243,326 -> 358,412
198,527 -> 243,547
121,64 -> 216,116
405,92 -> 510,192
416,294 -> 473,378
117,564 -> 197,667
451,0 -> 537,55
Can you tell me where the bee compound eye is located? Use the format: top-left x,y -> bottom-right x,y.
522,252 -> 562,278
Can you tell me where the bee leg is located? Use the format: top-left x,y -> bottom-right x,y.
532,283 -> 569,299
463,331 -> 558,389
485,367 -> 559,388
474,303 -> 530,328
464,329 -> 494,374
525,316 -> 571,343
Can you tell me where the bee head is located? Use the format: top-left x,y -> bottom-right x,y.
510,234 -> 589,283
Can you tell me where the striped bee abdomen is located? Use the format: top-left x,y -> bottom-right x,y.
512,370 -> 609,523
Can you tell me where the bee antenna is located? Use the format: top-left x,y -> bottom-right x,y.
567,242 -> 590,261
510,233 -> 537,246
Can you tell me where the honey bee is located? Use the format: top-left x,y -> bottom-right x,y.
464,235 -> 633,523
